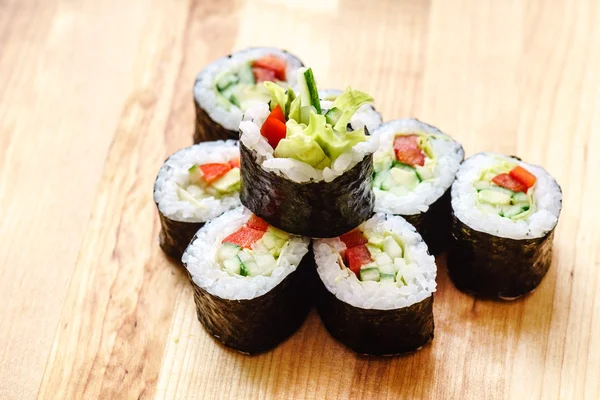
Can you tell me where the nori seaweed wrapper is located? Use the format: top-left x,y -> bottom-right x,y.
239,142 -> 375,238
186,247 -> 313,354
403,190 -> 451,256
315,279 -> 434,355
447,213 -> 556,298
193,101 -> 238,143
156,210 -> 203,261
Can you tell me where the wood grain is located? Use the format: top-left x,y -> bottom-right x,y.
0,0 -> 598,399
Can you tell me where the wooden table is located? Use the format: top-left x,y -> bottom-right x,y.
1,0 -> 598,398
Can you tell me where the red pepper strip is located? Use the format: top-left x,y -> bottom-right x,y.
509,166 -> 536,189
252,66 -> 277,83
199,163 -> 231,184
339,229 -> 368,249
222,226 -> 265,249
246,215 -> 269,232
344,245 -> 372,277
260,105 -> 287,148
253,55 -> 287,80
492,173 -> 528,193
393,134 -> 425,167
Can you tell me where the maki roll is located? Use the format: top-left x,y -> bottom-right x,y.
448,153 -> 562,299
182,207 -> 311,354
154,141 -> 241,260
193,47 -> 304,143
319,89 -> 383,134
372,119 -> 464,255
313,213 -> 437,355
239,67 -> 378,238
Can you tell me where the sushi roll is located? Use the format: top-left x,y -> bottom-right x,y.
319,89 -> 383,134
193,47 -> 304,143
313,213 -> 437,355
239,67 -> 377,238
182,207 -> 311,354
448,153 -> 562,299
154,141 -> 241,260
372,119 -> 464,255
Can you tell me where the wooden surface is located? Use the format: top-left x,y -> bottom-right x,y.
0,0 -> 598,398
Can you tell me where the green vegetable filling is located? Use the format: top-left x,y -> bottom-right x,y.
176,163 -> 240,207
372,133 -> 437,195
217,227 -> 290,277
357,230 -> 413,285
263,68 -> 374,169
473,162 -> 535,220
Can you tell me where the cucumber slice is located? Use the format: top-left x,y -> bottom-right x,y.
380,273 -> 396,283
186,184 -> 205,199
217,243 -> 241,261
389,167 -> 420,190
303,68 -> 321,114
375,252 -> 393,266
512,191 -> 529,203
473,180 -> 491,191
383,236 -> 403,258
254,253 -> 277,276
381,174 -> 396,191
237,63 -> 255,84
366,244 -> 382,257
177,186 -> 205,208
374,157 -> 393,173
284,88 -> 296,117
300,106 -> 315,125
488,185 -> 515,196
188,164 -> 203,184
360,267 -> 380,282
478,189 -> 512,205
500,205 -> 524,218
223,258 -> 242,275
415,165 -> 434,181
367,235 -> 385,247
325,107 -> 342,125
216,73 -> 240,91
393,257 -> 406,272
378,263 -> 395,275
211,168 -> 240,193
238,255 -> 249,277
373,170 -> 390,189
261,232 -> 278,250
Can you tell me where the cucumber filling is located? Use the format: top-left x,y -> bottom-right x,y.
177,161 -> 241,207
214,56 -> 288,111
217,226 -> 290,277
373,133 -> 438,195
340,229 -> 418,287
473,162 -> 535,220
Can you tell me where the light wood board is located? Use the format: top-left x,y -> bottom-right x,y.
0,0 -> 599,399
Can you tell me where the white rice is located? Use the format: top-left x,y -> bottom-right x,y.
452,152 -> 562,239
182,207 -> 310,300
239,104 -> 379,183
318,88 -> 383,134
194,47 -> 303,131
373,119 -> 464,215
153,141 -> 241,222
313,213 -> 437,310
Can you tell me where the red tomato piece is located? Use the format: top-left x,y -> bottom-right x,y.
228,157 -> 240,169
199,163 -> 232,184
246,215 -> 269,232
253,55 -> 287,80
344,245 -> 372,277
252,66 -> 277,83
260,116 -> 287,149
339,229 -> 368,249
222,226 -> 265,249
509,166 -> 537,189
269,104 -> 286,123
393,135 -> 425,167
492,173 -> 528,193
